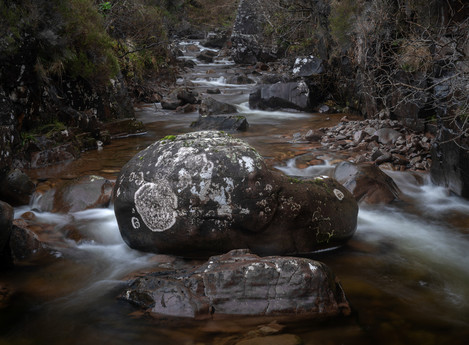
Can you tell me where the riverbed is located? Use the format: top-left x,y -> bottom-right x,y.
1,41 -> 469,345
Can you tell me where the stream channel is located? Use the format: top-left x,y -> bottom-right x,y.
2,41 -> 469,345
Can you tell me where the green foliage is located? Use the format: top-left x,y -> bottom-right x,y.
59,0 -> 119,84
160,135 -> 177,141
99,1 -> 111,12
104,1 -> 170,83
0,3 -> 24,55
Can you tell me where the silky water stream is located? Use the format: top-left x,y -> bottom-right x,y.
1,41 -> 469,345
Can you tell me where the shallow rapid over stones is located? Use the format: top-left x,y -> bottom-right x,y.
113,131 -> 358,257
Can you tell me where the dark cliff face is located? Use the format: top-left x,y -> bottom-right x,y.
229,0 -> 469,197
0,0 -> 136,172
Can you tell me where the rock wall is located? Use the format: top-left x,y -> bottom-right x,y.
0,0 -> 135,173
230,0 -> 469,197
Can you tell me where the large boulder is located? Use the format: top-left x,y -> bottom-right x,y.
292,56 -> 325,77
190,115 -> 248,131
333,162 -> 401,204
199,97 -> 238,115
120,249 -> 351,319
249,81 -> 315,111
34,175 -> 114,213
8,220 -> 54,266
0,169 -> 35,206
113,131 -> 358,257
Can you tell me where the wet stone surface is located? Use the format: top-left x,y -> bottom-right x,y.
113,131 -> 358,257
119,249 -> 351,319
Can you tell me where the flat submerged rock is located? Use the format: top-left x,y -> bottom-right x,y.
119,249 -> 351,319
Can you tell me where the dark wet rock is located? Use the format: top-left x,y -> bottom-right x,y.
177,89 -> 199,105
75,133 -> 98,151
319,104 -> 333,114
226,74 -> 255,85
101,118 -> 145,138
0,201 -> 13,264
0,169 -> 35,206
304,129 -> 324,142
206,88 -> 221,95
292,56 -> 325,77
373,128 -> 403,145
259,74 -> 289,85
202,32 -> 229,49
334,162 -> 401,204
176,104 -> 198,114
431,127 -> 469,198
30,144 -> 77,169
119,249 -> 351,319
185,44 -> 201,53
183,59 -> 197,69
190,115 -> 248,131
51,175 -> 114,213
249,82 -> 313,111
113,131 -> 357,257
375,152 -> 393,165
161,100 -> 181,110
197,50 -> 217,63
199,97 -> 238,115
9,220 -> 54,266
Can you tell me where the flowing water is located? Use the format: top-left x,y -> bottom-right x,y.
1,41 -> 469,345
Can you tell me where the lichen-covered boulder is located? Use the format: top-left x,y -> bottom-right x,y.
114,131 -> 357,257
120,249 -> 351,319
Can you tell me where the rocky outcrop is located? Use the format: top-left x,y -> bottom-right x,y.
230,0 -> 277,64
33,175 -> 114,213
249,81 -> 319,111
190,115 -> 248,131
199,97 -> 238,115
8,220 -> 55,266
113,131 -> 358,257
0,169 -> 36,206
334,162 -> 401,204
120,249 -> 351,319
431,127 -> 469,198
292,56 -> 325,77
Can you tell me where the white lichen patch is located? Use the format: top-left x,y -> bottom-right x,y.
239,156 -> 255,173
134,180 -> 178,232
308,263 -> 318,273
333,188 -> 345,201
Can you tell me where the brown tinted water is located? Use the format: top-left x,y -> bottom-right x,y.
2,41 -> 469,345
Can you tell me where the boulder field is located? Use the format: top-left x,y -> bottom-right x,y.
113,131 -> 358,258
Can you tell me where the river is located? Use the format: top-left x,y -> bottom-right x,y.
1,41 -> 469,345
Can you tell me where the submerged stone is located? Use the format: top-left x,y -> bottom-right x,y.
119,249 -> 351,319
114,131 -> 358,257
